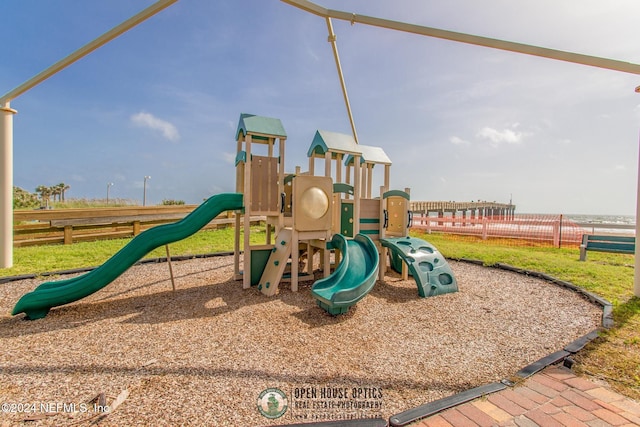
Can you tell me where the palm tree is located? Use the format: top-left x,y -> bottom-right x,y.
50,186 -> 61,203
56,183 -> 70,201
35,185 -> 52,208
35,185 -> 43,197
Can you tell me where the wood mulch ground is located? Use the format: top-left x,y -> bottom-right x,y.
0,256 -> 602,426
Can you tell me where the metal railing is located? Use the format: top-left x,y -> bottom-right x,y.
411,214 -> 635,248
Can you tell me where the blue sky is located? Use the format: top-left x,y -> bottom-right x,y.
2,0 -> 639,214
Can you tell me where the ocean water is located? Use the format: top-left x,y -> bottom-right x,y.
565,214 -> 636,235
566,214 -> 636,225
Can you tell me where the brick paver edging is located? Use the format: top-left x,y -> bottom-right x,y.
411,365 -> 640,427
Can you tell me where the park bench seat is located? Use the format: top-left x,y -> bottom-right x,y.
579,234 -> 635,261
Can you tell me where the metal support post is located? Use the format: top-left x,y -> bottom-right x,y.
325,17 -> 359,143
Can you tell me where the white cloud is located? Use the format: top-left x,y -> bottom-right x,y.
476,126 -> 526,147
131,112 -> 180,142
449,136 -> 469,145
223,152 -> 236,164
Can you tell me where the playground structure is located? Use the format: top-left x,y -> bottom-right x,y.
1,0 -> 639,319
3,0 -> 640,318
231,113 -> 458,314
12,112 -> 458,319
0,4 -> 635,425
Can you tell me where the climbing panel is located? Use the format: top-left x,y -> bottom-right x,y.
258,228 -> 293,296
380,236 -> 458,297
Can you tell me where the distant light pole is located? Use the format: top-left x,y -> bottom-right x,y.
106,182 -> 114,204
143,175 -> 151,206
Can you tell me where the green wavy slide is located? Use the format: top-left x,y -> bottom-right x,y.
12,193 -> 244,320
311,233 -> 380,315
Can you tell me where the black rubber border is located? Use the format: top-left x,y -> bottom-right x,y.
386,258 -> 612,426
514,350 -> 571,379
389,382 -> 506,426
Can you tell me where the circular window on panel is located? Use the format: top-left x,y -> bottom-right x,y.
299,186 -> 329,220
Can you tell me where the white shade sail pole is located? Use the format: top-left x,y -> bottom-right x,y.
635,133 -> 640,297
326,17 -> 359,144
0,0 -> 178,268
281,0 -> 640,75
635,86 -> 640,298
0,103 -> 17,268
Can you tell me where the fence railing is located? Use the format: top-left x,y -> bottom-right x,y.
13,206 -> 260,247
14,207 -> 636,249
410,214 -> 635,247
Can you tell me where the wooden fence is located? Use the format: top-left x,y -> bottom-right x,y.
13,205 -> 260,247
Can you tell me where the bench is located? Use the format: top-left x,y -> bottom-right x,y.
579,234 -> 635,261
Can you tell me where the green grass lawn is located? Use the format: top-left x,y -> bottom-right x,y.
1,227 -> 266,277
1,229 -> 638,400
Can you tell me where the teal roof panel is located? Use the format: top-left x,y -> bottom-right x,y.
236,113 -> 287,140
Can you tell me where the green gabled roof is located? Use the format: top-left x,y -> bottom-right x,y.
345,144 -> 392,166
307,130 -> 360,158
236,113 -> 287,140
